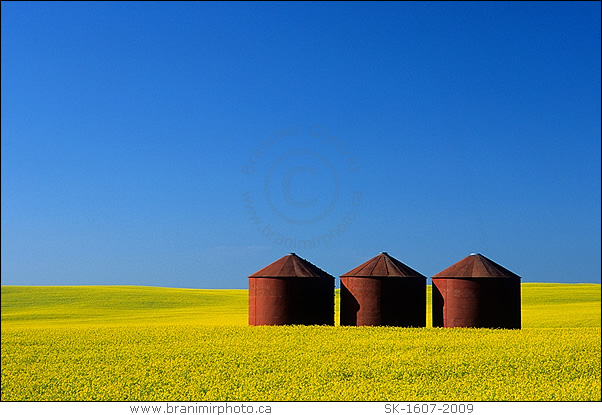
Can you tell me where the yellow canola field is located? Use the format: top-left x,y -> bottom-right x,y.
1,284 -> 600,401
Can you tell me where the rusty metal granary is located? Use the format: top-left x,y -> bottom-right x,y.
340,252 -> 426,327
432,253 -> 521,329
248,253 -> 334,326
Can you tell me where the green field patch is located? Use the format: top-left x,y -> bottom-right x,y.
1,286 -> 248,327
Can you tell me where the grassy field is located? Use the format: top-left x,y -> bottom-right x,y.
1,283 -> 600,401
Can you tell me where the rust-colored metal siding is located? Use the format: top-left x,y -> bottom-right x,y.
340,276 -> 426,327
432,278 -> 520,328
248,253 -> 334,326
432,254 -> 521,329
339,252 -> 426,327
249,277 -> 256,325
249,277 -> 334,325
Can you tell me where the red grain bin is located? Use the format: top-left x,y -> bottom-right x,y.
432,253 -> 521,329
340,252 -> 426,327
248,253 -> 334,326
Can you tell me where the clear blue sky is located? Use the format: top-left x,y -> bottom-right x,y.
2,2 -> 600,288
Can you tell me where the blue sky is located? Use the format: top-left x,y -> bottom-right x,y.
2,2 -> 600,288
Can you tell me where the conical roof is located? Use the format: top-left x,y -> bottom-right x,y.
432,253 -> 520,279
341,252 -> 425,278
249,253 -> 333,278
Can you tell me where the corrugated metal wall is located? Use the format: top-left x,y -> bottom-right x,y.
340,277 -> 426,327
